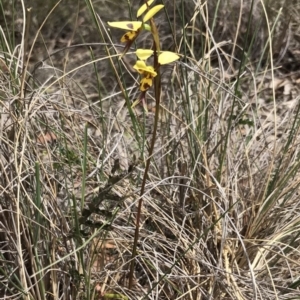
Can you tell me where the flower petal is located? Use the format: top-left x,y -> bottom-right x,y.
121,31 -> 138,42
158,51 -> 180,65
134,60 -> 157,78
143,5 -> 164,22
108,21 -> 142,31
137,0 -> 155,18
133,60 -> 148,74
140,77 -> 153,91
136,49 -> 154,60
144,66 -> 157,77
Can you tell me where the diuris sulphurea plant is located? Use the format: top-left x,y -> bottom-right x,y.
108,0 -> 179,289
108,0 -> 179,111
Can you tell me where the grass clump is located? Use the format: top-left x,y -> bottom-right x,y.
0,0 -> 300,299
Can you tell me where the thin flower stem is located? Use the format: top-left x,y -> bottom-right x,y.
128,8 -> 161,290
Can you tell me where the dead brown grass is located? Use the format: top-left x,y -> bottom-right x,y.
0,0 -> 300,299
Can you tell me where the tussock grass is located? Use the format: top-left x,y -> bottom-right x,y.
0,0 -> 300,299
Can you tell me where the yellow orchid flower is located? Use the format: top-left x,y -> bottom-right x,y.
133,60 -> 157,76
108,21 -> 144,57
108,21 -> 151,58
133,49 -> 179,92
133,60 -> 157,91
107,21 -> 152,42
107,1 -> 164,59
136,49 -> 180,65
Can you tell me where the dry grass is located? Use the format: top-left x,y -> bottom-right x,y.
0,0 -> 300,299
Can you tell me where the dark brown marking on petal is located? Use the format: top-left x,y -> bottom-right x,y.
127,23 -> 134,29
121,34 -> 131,42
121,31 -> 137,43
141,82 -> 150,91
